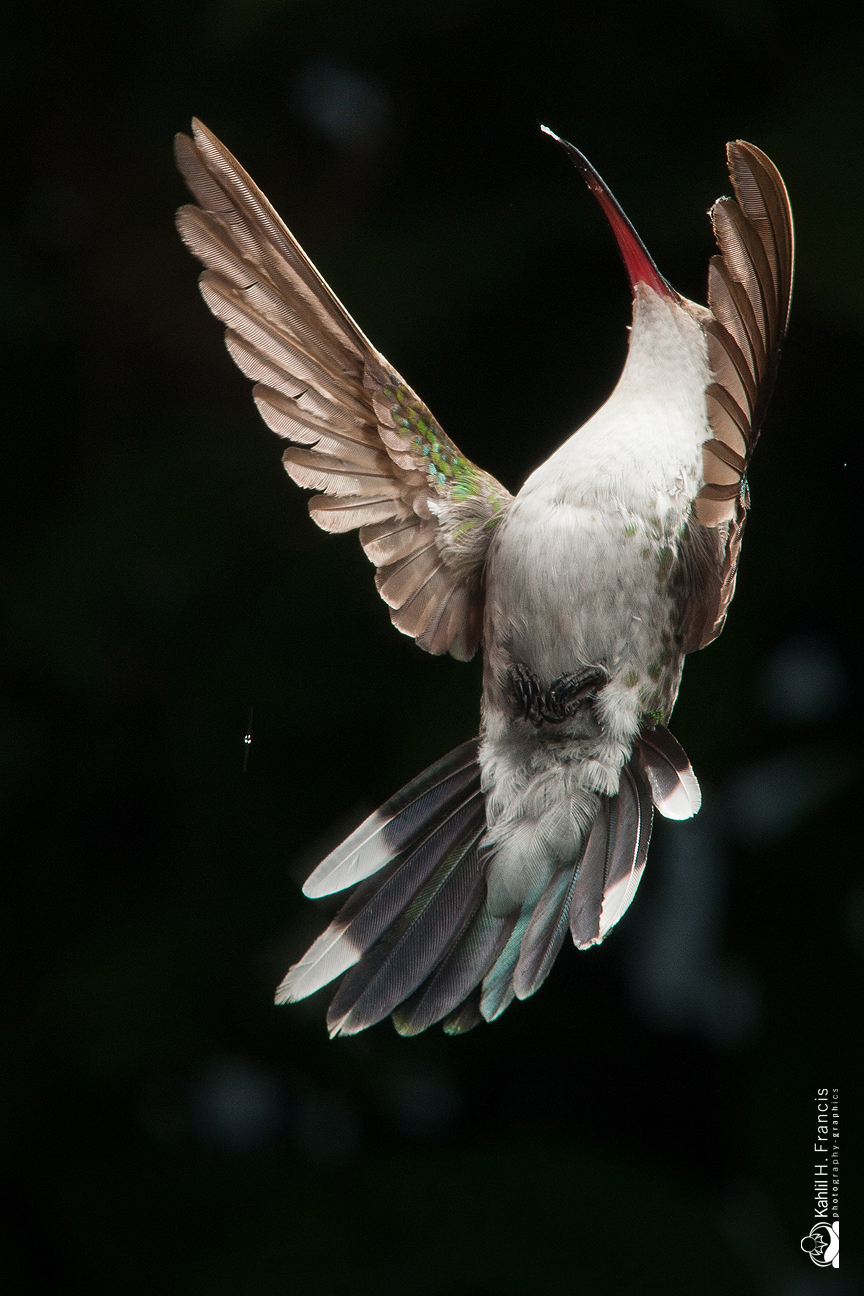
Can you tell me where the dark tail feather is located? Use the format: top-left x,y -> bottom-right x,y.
302,739 -> 480,897
277,764 -> 483,1004
568,758 -> 655,949
280,731 -> 698,1035
501,753 -> 656,1002
635,726 -> 701,820
326,814 -> 486,1037
569,806 -> 612,948
512,863 -> 582,1000
596,761 -> 654,939
568,724 -> 695,948
442,986 -> 485,1035
479,908 -> 533,1021
392,903 -> 516,1036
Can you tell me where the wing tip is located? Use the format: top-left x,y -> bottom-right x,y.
727,137 -> 781,176
174,129 -> 193,158
724,138 -> 794,269
190,116 -> 216,148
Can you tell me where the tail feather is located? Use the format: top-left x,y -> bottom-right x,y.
635,726 -> 701,820
513,864 -> 581,1000
303,739 -> 479,897
326,815 -> 486,1036
497,750 -> 654,999
596,762 -> 654,940
442,986 -> 485,1035
479,907 -> 534,1021
276,856 -> 403,1004
276,780 -> 482,1003
392,902 -> 516,1036
277,729 -> 699,1034
569,806 -> 612,948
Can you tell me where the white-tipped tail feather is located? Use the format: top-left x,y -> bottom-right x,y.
277,726 -> 699,1035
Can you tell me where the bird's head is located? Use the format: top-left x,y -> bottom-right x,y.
541,125 -> 681,306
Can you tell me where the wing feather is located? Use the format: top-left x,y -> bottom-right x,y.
375,543 -> 442,609
199,274 -> 372,416
308,494 -> 414,532
176,118 -> 512,659
390,565 -> 455,639
692,140 -> 793,646
358,517 -> 437,566
421,583 -> 474,658
281,447 -> 412,499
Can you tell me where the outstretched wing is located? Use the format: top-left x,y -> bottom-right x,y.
175,119 -> 511,660
689,140 -> 793,649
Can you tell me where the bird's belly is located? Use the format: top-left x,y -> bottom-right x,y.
486,496 -> 679,684
481,494 -> 686,800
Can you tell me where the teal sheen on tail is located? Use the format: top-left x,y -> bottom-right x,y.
175,120 -> 792,1034
277,727 -> 697,1036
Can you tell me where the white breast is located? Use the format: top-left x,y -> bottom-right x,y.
523,285 -> 712,514
481,287 -> 712,806
486,286 -> 711,674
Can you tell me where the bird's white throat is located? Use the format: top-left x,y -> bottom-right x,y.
523,285 -> 712,521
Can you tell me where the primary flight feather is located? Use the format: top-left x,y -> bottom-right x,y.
175,118 -> 792,1036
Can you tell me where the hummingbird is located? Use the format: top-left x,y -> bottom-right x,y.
175,119 -> 793,1037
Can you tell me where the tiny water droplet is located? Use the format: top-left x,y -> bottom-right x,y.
243,705 -> 254,773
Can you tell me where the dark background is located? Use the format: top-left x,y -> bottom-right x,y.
2,1 -> 861,1292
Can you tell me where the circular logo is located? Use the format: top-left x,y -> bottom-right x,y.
801,1222 -> 839,1268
